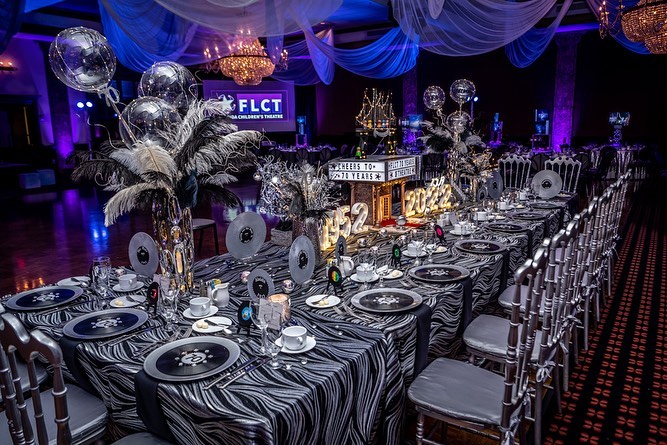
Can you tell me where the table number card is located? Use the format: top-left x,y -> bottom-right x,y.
391,244 -> 402,268
237,301 -> 253,331
335,235 -> 346,262
434,225 -> 446,243
146,282 -> 159,316
326,265 -> 344,296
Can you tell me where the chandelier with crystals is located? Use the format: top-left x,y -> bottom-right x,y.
206,38 -> 287,86
598,0 -> 667,54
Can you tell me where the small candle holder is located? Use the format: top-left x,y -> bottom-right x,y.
240,270 -> 251,284
282,279 -> 295,294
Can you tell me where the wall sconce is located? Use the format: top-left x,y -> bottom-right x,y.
0,61 -> 17,72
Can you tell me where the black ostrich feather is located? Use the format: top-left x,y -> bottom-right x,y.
197,183 -> 243,208
71,158 -> 142,185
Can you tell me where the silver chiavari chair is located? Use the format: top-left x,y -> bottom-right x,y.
498,154 -> 531,190
410,250 -> 546,445
545,156 -> 582,194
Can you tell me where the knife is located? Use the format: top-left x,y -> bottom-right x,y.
100,325 -> 159,347
203,357 -> 259,390
217,357 -> 270,390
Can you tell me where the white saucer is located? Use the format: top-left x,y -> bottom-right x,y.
350,273 -> 379,283
306,294 -> 341,308
109,295 -> 146,308
383,269 -> 404,280
275,336 -> 316,354
489,214 -> 507,220
449,229 -> 473,236
402,250 -> 427,258
191,316 -> 233,333
57,276 -> 91,287
112,282 -> 145,292
182,306 -> 219,320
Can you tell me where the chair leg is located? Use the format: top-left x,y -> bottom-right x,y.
196,229 -> 204,254
416,412 -> 425,445
583,296 -> 590,350
534,382 -> 543,445
212,224 -> 220,255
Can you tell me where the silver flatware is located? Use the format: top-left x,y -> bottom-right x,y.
217,357 -> 270,390
203,357 -> 258,390
132,326 -> 184,358
100,325 -> 159,347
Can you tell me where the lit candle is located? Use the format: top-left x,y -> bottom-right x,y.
268,293 -> 290,323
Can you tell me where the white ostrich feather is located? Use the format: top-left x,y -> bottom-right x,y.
200,172 -> 237,187
187,130 -> 260,174
110,142 -> 177,179
103,183 -> 164,226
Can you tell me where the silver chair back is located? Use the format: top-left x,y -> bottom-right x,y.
545,156 -> 581,193
498,154 -> 531,190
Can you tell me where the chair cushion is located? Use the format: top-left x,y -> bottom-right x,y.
112,432 -> 173,445
463,314 -> 540,361
408,358 -> 505,426
0,384 -> 107,445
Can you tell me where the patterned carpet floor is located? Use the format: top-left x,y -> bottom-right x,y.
544,177 -> 667,445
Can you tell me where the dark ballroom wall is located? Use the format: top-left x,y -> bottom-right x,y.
312,30 -> 667,150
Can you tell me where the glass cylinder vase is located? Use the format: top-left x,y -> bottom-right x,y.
292,216 -> 322,266
152,196 -> 194,294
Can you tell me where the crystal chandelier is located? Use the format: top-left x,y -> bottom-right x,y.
214,38 -> 287,86
598,0 -> 667,54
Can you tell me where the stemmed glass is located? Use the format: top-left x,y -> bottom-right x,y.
251,298 -> 274,356
91,256 -> 111,311
424,238 -> 437,263
159,274 -> 179,332
265,325 -> 283,369
376,253 -> 390,288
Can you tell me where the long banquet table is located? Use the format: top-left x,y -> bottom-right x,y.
4,193 -> 576,444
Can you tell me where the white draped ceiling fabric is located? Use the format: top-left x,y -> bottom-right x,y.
87,0 -> 649,83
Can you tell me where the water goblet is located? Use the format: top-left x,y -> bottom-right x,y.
159,278 -> 179,332
424,240 -> 437,263
376,254 -> 390,288
265,326 -> 283,369
91,256 -> 111,310
251,299 -> 274,355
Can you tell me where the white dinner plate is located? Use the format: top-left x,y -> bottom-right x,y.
449,229 -> 473,236
191,316 -> 233,333
402,250 -> 427,258
182,306 -> 219,320
109,295 -> 146,308
57,276 -> 91,287
112,282 -> 145,293
275,336 -> 316,354
350,273 -> 379,283
305,294 -> 341,308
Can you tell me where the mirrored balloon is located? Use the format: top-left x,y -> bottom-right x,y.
446,111 -> 471,134
449,79 -> 476,105
423,86 -> 446,110
119,97 -> 182,149
138,62 -> 198,115
48,27 -> 116,93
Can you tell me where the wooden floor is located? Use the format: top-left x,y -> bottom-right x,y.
0,176 -> 279,295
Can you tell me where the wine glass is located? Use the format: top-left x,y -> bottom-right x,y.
376,253 -> 390,288
424,238 -> 437,263
265,325 -> 283,369
91,256 -> 111,311
251,298 -> 274,355
159,274 -> 179,331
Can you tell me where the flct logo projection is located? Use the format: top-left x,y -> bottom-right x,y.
227,92 -> 286,121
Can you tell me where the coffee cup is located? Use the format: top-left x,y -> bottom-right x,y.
282,325 -> 307,351
475,211 -> 488,221
338,255 -> 355,277
498,201 -> 508,211
519,191 -> 527,201
356,263 -> 374,280
118,273 -> 137,290
407,242 -> 422,256
189,297 -> 211,317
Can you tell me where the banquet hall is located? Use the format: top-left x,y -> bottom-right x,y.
1,1 -> 666,444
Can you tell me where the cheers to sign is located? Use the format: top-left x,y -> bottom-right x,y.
321,203 -> 369,250
405,177 -> 453,217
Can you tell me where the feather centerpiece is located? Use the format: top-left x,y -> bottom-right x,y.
254,157 -> 341,223
68,99 -> 261,226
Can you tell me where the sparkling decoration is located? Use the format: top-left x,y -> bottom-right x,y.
446,111 -> 471,135
254,158 -> 340,222
138,61 -> 198,116
598,0 -> 667,54
119,97 -> 183,149
253,172 -> 262,181
449,79 -> 476,106
423,85 -> 446,110
48,27 -> 116,93
355,88 -> 396,153
218,38 -> 278,86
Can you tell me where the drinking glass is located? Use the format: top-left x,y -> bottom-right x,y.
376,253 -> 390,288
251,299 -> 274,355
424,239 -> 437,264
265,325 -> 283,369
91,256 -> 111,310
159,274 -> 179,331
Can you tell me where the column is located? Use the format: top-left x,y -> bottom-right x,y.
402,66 -> 418,145
552,33 -> 582,152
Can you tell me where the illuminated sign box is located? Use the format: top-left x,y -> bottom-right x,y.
328,155 -> 418,183
202,80 -> 295,132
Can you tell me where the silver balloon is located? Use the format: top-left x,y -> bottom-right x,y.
446,111 -> 471,135
119,97 -> 182,148
449,79 -> 476,106
48,27 -> 116,93
423,86 -> 446,110
138,62 -> 198,115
